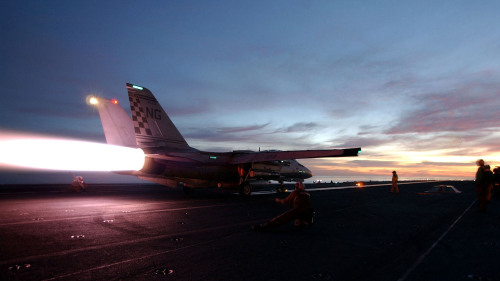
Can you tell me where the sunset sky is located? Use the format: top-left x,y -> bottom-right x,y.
1,1 -> 499,183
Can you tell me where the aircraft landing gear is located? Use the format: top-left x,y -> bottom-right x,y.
239,182 -> 252,196
276,181 -> 285,193
179,182 -> 193,195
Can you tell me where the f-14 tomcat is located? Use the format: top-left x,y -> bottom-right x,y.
91,83 -> 360,195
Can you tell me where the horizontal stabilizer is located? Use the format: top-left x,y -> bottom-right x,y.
229,147 -> 361,164
95,98 -> 137,148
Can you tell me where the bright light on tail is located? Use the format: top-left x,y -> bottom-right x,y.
0,133 -> 144,171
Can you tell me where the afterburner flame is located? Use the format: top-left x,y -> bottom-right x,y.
0,133 -> 144,171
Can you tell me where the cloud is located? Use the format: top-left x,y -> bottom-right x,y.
326,134 -> 388,149
183,123 -> 270,142
219,123 -> 270,134
281,122 -> 320,133
386,78 -> 500,134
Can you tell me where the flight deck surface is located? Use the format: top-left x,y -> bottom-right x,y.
0,181 -> 498,281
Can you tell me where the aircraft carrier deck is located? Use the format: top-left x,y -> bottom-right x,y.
0,180 -> 499,281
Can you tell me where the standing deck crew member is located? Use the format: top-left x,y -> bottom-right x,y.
391,171 -> 399,193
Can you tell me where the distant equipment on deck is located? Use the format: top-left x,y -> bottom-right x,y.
71,176 -> 87,192
418,185 -> 462,195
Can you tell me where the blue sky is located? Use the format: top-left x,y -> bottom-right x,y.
1,1 -> 500,183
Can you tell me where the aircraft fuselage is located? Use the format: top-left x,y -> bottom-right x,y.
130,150 -> 312,190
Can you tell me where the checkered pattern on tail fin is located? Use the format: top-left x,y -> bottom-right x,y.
129,97 -> 152,136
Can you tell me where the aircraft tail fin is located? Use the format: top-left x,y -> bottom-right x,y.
126,83 -> 189,149
94,98 -> 137,148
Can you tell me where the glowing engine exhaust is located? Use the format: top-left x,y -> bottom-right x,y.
0,132 -> 144,171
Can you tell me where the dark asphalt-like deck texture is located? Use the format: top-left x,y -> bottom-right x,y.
0,181 -> 498,281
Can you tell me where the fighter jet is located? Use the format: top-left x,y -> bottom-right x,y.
91,83 -> 360,195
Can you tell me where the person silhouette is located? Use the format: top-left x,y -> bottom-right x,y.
253,182 -> 314,230
390,171 -> 399,194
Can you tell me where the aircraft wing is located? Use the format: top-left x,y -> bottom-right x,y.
229,147 -> 361,164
